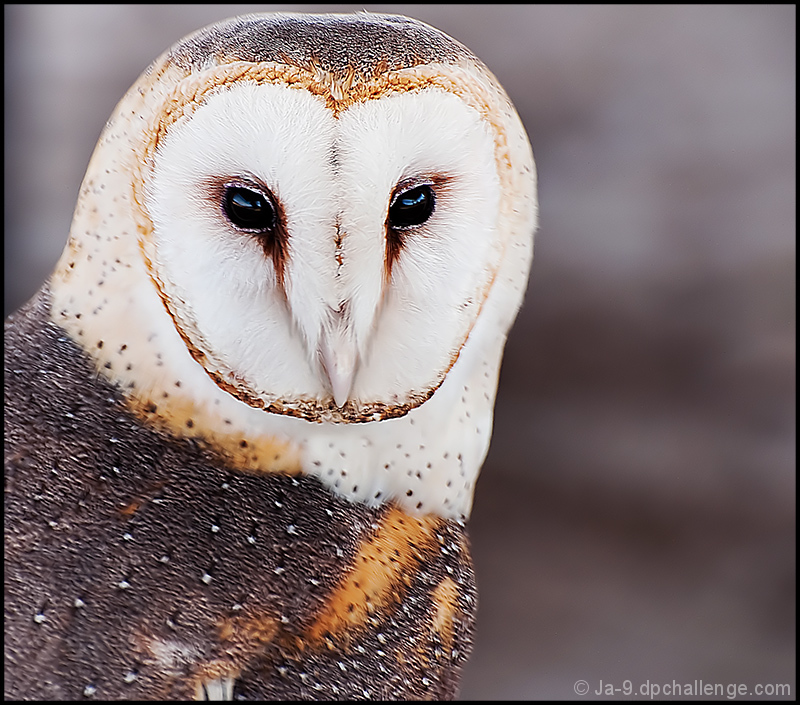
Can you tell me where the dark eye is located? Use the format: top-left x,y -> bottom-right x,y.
223,186 -> 276,232
388,184 -> 435,229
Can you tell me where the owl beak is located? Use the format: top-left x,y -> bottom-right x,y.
319,326 -> 359,408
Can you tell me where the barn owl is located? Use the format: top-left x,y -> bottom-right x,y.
4,11 -> 536,700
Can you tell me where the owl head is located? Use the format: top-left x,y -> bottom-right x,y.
50,12 -> 537,517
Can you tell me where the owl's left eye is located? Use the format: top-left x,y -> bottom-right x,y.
223,186 -> 277,232
388,184 -> 436,230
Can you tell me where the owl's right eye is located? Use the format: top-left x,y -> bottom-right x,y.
223,186 -> 277,232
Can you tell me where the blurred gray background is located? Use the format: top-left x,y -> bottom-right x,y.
4,4 -> 795,700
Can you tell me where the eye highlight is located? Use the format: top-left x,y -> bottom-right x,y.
223,185 -> 277,232
388,184 -> 436,230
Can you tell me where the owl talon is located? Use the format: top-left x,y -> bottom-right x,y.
196,676 -> 235,701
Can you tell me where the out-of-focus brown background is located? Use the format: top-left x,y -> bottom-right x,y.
4,4 -> 795,700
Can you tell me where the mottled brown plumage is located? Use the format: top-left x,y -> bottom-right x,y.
5,289 -> 476,699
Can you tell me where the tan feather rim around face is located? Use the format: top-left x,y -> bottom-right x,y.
131,59 -> 513,424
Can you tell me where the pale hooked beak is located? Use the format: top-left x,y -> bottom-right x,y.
319,319 -> 359,408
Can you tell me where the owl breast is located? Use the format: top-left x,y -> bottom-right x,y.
4,290 -> 476,700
